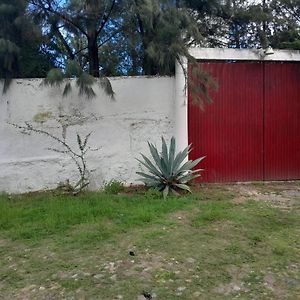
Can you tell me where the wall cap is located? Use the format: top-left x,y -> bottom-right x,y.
189,47 -> 300,62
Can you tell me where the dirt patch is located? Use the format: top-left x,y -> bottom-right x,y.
0,239 -> 9,247
263,274 -> 287,300
228,182 -> 300,210
214,265 -> 250,295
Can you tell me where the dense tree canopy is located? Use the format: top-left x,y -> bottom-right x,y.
0,0 -> 299,83
0,0 -> 54,91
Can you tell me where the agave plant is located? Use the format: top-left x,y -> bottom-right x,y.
137,137 -> 205,199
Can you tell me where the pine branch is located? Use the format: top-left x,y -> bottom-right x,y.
97,0 -> 117,36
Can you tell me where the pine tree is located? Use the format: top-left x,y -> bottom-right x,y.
0,0 -> 26,91
0,0 -> 54,92
270,0 -> 300,49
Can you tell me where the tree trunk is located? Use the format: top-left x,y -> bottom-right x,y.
87,36 -> 100,77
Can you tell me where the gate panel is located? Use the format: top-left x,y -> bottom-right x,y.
188,62 -> 264,182
264,63 -> 300,180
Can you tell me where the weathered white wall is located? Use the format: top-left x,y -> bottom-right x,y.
0,77 -> 175,193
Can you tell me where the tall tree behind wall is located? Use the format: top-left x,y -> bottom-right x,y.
30,0 -> 122,77
270,0 -> 300,49
122,0 -> 202,75
29,0 -> 204,76
0,0 -> 54,90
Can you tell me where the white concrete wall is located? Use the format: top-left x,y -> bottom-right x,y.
0,77 -> 175,193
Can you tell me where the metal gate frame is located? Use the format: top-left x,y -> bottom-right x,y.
174,48 -> 300,182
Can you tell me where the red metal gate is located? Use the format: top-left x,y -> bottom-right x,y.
188,61 -> 300,182
264,62 -> 300,180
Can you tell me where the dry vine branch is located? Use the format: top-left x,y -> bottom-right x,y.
10,122 -> 97,194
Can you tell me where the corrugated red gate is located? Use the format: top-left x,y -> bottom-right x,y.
188,61 -> 300,182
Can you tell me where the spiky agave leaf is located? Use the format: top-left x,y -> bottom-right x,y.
136,157 -> 163,178
172,144 -> 192,172
160,137 -> 172,178
148,141 -> 169,178
177,156 -> 206,175
168,136 -> 176,175
161,137 -> 169,166
136,171 -> 160,182
163,185 -> 169,199
136,136 -> 205,199
174,183 -> 192,193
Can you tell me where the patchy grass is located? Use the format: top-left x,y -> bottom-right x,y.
0,183 -> 299,299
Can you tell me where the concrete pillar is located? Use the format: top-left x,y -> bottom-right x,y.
174,57 -> 188,152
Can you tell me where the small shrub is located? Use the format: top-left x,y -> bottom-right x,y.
136,136 -> 205,199
104,180 -> 124,195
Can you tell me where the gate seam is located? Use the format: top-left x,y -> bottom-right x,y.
262,62 -> 266,181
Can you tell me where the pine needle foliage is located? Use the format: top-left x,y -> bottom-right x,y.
188,63 -> 219,110
0,0 -> 24,93
43,60 -> 114,99
0,0 -> 54,93
132,0 -> 203,75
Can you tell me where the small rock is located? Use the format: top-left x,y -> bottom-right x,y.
232,285 -> 241,291
39,286 -> 45,291
116,295 -> 123,299
177,287 -> 186,292
143,267 -> 151,272
110,274 -> 117,281
285,278 -> 299,286
186,257 -> 196,264
49,283 -> 60,290
94,274 -> 104,279
193,292 -> 201,297
109,262 -> 115,272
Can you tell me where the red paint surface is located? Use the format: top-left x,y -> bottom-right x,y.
188,61 -> 300,182
188,62 -> 264,182
264,63 -> 300,180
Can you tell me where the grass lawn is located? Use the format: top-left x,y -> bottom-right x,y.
0,182 -> 299,299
